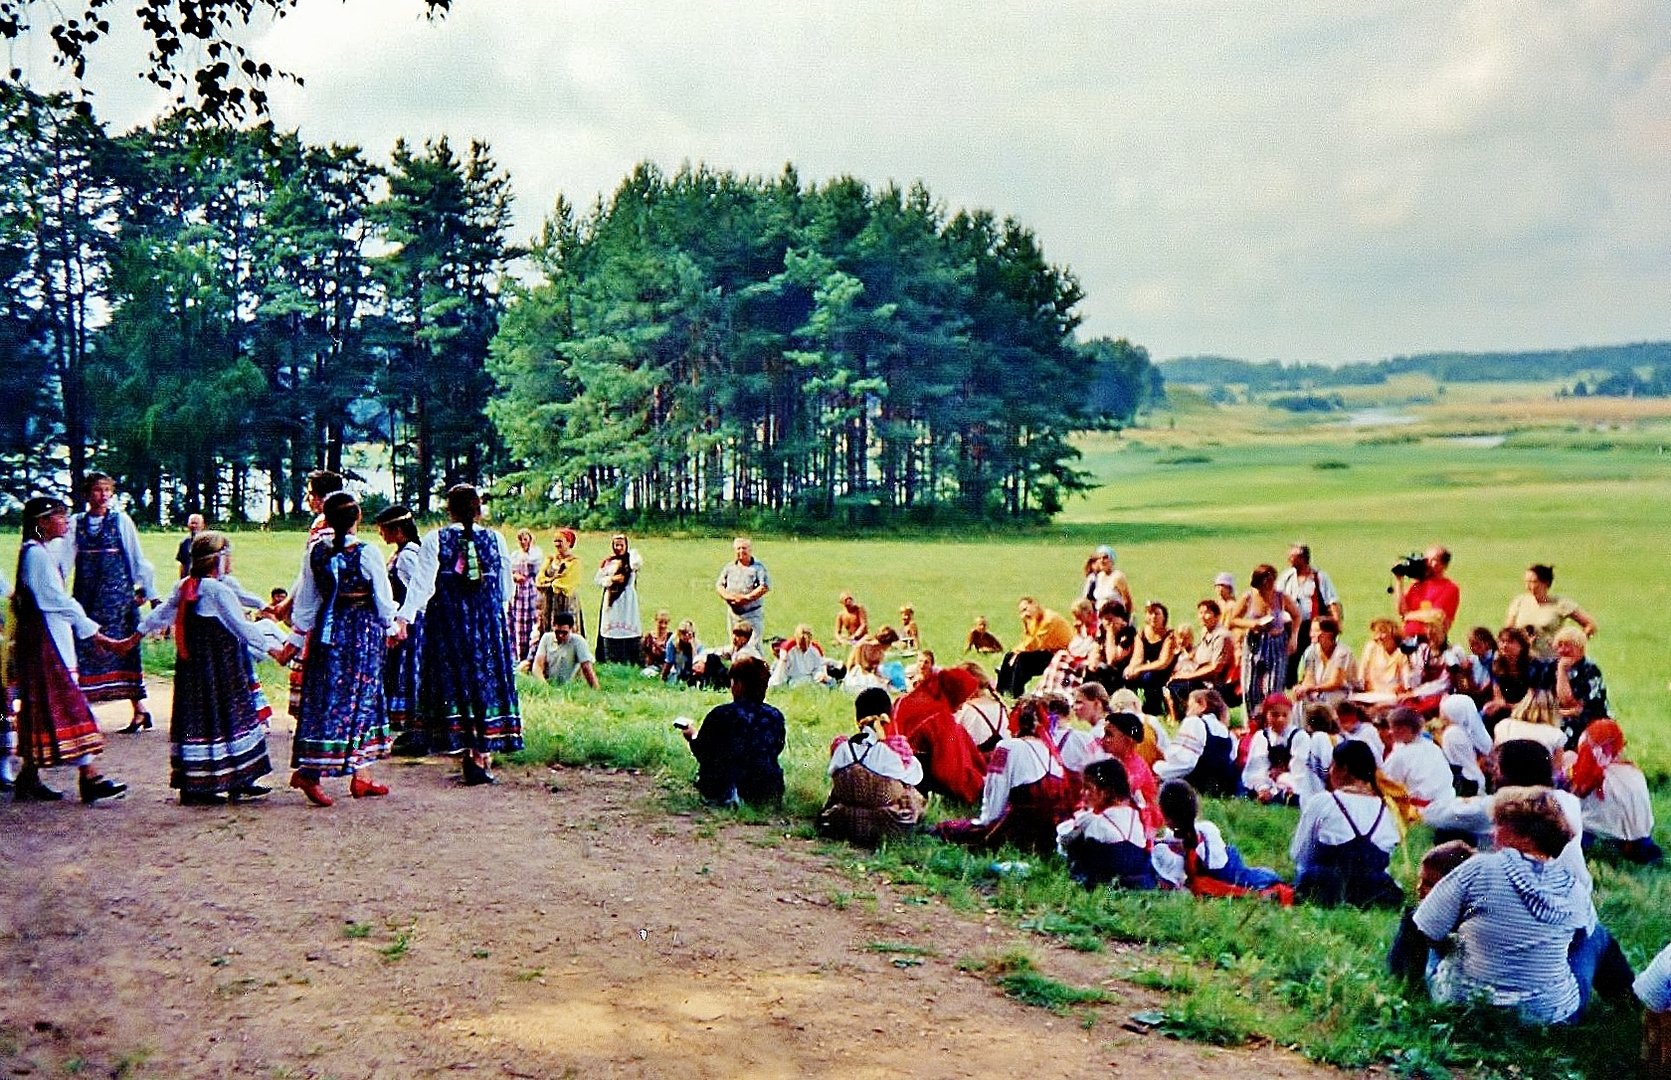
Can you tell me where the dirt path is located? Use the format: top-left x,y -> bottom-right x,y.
2,685 -> 1347,1079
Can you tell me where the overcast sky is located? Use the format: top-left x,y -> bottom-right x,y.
25,0 -> 1671,364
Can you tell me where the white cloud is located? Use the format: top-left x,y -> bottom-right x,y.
31,0 -> 1671,362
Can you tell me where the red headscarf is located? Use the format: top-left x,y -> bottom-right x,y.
1569,719 -> 1628,800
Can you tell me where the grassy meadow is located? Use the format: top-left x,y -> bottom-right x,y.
28,387 -> 1671,1077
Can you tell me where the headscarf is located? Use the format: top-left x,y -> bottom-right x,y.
175,531 -> 231,658
1439,693 -> 1493,757
1569,719 -> 1628,800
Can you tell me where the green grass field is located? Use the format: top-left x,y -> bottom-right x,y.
23,397 -> 1671,1077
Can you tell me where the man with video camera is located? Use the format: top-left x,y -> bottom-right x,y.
1395,545 -> 1460,641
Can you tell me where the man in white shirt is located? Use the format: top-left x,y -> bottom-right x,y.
530,612 -> 599,688
1276,543 -> 1341,685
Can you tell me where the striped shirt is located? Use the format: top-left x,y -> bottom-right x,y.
1413,848 -> 1584,1024
1636,943 -> 1671,1012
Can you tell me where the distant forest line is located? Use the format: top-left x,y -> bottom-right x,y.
1160,341 -> 1671,399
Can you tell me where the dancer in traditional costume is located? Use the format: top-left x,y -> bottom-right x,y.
64,473 -> 157,732
276,492 -> 397,807
10,496 -> 133,804
415,484 -> 522,786
139,532 -> 285,805
375,506 -> 430,755
507,528 -> 542,663
280,470 -> 343,722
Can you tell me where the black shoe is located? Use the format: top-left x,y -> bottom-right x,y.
390,732 -> 430,757
79,776 -> 127,805
228,783 -> 271,802
14,771 -> 63,802
118,711 -> 154,734
180,790 -> 228,806
460,759 -> 498,787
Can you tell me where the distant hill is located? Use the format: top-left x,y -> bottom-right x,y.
1160,342 -> 1671,394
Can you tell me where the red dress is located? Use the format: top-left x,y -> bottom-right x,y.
891,669 -> 987,804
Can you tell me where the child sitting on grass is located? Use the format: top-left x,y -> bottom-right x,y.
1151,779 -> 1284,893
1056,757 -> 1156,891
1387,839 -> 1477,985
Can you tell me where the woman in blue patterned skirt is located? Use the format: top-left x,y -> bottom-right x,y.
416,484 -> 522,787
65,473 -> 157,732
140,531 -> 285,805
1229,563 -> 1302,709
375,505 -> 430,756
277,492 -> 399,807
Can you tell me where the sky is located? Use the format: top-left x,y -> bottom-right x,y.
17,0 -> 1671,364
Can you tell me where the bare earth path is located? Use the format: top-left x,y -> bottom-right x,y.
2,685 -> 1349,1079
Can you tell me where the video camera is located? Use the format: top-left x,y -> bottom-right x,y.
1390,553 -> 1428,581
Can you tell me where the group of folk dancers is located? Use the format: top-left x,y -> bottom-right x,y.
5,470 -> 520,807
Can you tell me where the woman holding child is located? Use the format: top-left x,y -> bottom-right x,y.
1228,564 -> 1301,710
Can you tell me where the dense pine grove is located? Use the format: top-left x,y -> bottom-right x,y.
0,89 -> 1158,525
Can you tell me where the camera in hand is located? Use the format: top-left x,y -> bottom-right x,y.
1390,553 -> 1428,581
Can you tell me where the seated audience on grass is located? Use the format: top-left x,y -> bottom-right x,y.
1484,626 -> 1534,729
896,605 -> 921,654
1535,625 -> 1609,749
1570,719 -> 1662,865
1461,626 -> 1497,710
1492,689 -> 1568,756
1639,942 -> 1671,1080
528,611 -> 600,688
890,666 -> 988,804
997,597 -> 1073,697
1091,710 -> 1162,832
1155,687 -> 1236,796
1387,839 -> 1479,986
680,657 -> 785,807
842,635 -> 893,694
640,609 -> 673,672
1166,599 -> 1234,719
1151,779 -> 1284,892
1411,787 -> 1589,1025
818,687 -> 924,845
1123,601 -> 1177,717
1109,687 -> 1167,765
1381,707 -> 1456,810
1292,617 -> 1354,708
660,619 -> 704,686
1332,699 -> 1384,766
1437,694 -> 1489,797
1507,563 -> 1598,662
1242,692 -> 1302,803
954,663 -> 1007,753
1057,757 -> 1157,891
691,621 -> 766,691
1404,619 -> 1471,716
834,592 -> 869,649
907,650 -> 936,689
1355,617 -> 1413,706
769,624 -> 834,689
1047,690 -> 1100,775
936,696 -> 1076,854
1292,740 -> 1404,908
1292,703 -> 1338,801
964,614 -> 1003,656
1088,600 -> 1135,692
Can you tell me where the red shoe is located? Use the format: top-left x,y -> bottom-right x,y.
289,770 -> 334,807
349,774 -> 389,799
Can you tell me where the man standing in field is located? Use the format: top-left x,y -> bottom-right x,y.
1277,543 -> 1341,686
175,512 -> 206,579
1398,545 -> 1460,641
716,537 -> 771,643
